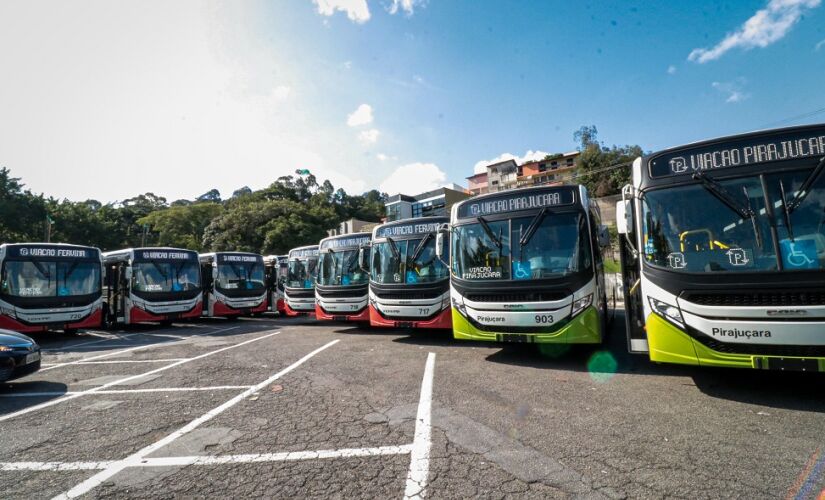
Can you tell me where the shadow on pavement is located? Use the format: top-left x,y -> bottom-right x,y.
0,381 -> 69,415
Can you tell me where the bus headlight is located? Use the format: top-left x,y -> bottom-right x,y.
648,297 -> 684,327
451,296 -> 467,317
571,294 -> 593,317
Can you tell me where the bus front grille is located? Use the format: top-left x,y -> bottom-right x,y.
683,291 -> 825,307
689,328 -> 825,357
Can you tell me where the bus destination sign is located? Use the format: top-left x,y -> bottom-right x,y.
290,247 -> 319,259
458,188 -> 575,219
5,245 -> 98,260
138,250 -> 196,261
218,253 -> 262,263
320,235 -> 371,250
650,125 -> 825,178
376,219 -> 446,238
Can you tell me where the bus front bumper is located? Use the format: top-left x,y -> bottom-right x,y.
369,305 -> 452,330
451,306 -> 602,344
646,314 -> 825,371
315,304 -> 369,322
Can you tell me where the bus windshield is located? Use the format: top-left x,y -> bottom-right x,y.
216,261 -> 265,291
318,249 -> 368,286
642,167 -> 825,273
287,257 -> 318,288
0,260 -> 101,297
371,236 -> 448,284
453,213 -> 591,281
132,261 -> 200,293
277,263 -> 287,291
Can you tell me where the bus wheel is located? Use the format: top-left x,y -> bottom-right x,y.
160,320 -> 174,327
64,328 -> 78,335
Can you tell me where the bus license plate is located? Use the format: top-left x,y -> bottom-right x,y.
24,352 -> 41,365
766,357 -> 819,372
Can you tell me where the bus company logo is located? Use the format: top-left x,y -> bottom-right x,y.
503,304 -> 525,309
18,247 -> 88,258
711,327 -> 772,339
669,156 -> 688,173
378,222 -> 442,238
19,248 -> 29,256
478,315 -> 506,323
222,255 -> 258,263
766,309 -> 807,317
468,192 -> 566,217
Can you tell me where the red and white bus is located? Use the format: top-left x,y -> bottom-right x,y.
0,243 -> 104,333
103,247 -> 202,326
284,245 -> 319,316
199,252 -> 268,318
316,233 -> 372,322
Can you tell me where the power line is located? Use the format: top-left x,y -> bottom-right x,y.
758,106 -> 825,130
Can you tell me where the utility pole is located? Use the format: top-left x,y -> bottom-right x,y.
45,214 -> 54,242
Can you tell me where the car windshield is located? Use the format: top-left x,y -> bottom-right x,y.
318,249 -> 368,286
216,262 -> 265,291
287,257 -> 318,288
0,260 -> 101,297
453,213 -> 591,281
132,261 -> 200,293
642,167 -> 825,273
371,236 -> 448,284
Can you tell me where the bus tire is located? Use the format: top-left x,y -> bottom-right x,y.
160,320 -> 174,327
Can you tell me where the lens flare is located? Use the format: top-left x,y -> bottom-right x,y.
587,351 -> 618,383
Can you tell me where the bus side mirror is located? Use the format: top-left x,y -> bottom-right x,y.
435,224 -> 449,267
598,225 -> 611,248
616,200 -> 631,235
211,267 -> 218,280
358,243 -> 371,273
124,267 -> 132,281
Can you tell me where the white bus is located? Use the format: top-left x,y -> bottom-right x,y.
283,245 -> 319,316
103,247 -> 202,326
367,217 -> 452,329
0,243 -> 103,333
617,123 -> 825,371
438,185 -> 611,344
199,252 -> 268,318
316,233 -> 372,322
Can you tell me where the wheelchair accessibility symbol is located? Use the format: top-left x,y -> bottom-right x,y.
512,261 -> 532,280
780,239 -> 818,269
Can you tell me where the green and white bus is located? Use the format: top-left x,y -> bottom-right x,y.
437,185 -> 611,343
616,123 -> 825,371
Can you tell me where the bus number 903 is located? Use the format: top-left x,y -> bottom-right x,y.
534,314 -> 554,324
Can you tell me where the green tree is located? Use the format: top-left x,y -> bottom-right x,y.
138,203 -> 223,251
574,125 -> 644,197
0,167 -> 47,242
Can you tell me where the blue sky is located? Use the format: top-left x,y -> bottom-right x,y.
1,0 -> 823,201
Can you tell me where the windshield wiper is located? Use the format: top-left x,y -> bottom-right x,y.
519,208 -> 548,247
386,237 -> 401,260
786,156 -> 825,214
692,171 -> 762,249
778,180 -> 795,241
477,216 -> 502,249
409,234 -> 433,264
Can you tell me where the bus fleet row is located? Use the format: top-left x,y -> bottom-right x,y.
1,123 -> 824,372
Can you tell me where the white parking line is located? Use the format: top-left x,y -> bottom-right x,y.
41,358 -> 187,366
39,326 -> 240,372
0,330 -> 279,423
404,352 -> 435,500
0,386 -> 254,398
53,339 -> 340,500
1,445 -> 410,472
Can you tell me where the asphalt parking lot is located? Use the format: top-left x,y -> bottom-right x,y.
1,313 -> 825,499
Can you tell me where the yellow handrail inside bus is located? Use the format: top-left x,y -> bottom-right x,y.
679,229 -> 730,252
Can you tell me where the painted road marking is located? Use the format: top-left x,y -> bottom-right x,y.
404,352 -> 435,500
0,330 -> 278,422
41,358 -> 188,366
53,339 -> 341,499
0,386 -> 254,398
39,326 -> 240,371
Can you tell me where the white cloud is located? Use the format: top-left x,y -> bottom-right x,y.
347,103 -> 374,127
472,150 -> 551,174
270,85 -> 291,101
358,128 -> 380,144
816,38 -> 825,50
667,65 -> 677,75
387,0 -> 426,16
376,153 -> 397,161
313,0 -> 370,24
712,80 -> 751,103
688,0 -> 821,63
379,162 -> 447,194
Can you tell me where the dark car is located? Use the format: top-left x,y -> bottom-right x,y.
0,329 -> 41,382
